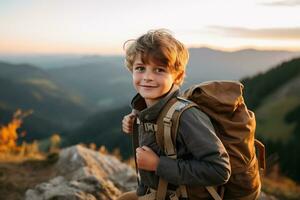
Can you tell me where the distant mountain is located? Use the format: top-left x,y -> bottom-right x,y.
46,48 -> 300,108
186,48 -> 300,84
0,54 -> 124,69
1,49 -> 298,74
47,60 -> 135,109
0,61 -> 92,140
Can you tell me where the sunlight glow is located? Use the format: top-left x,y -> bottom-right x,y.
0,0 -> 299,54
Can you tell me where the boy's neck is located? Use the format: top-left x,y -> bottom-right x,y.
145,99 -> 158,108
144,84 -> 179,108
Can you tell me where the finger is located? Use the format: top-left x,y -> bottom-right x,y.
123,127 -> 132,134
122,125 -> 131,133
130,110 -> 137,117
125,129 -> 132,134
122,123 -> 127,130
122,118 -> 129,124
123,121 -> 133,128
136,158 -> 142,167
122,120 -> 132,127
124,117 -> 134,125
136,157 -> 141,166
136,147 -> 144,153
123,115 -> 132,121
123,123 -> 132,130
123,128 -> 131,133
141,146 -> 152,152
123,128 -> 129,134
124,112 -> 135,120
126,117 -> 135,125
129,113 -> 136,119
136,152 -> 143,162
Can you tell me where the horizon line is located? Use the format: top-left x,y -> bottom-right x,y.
1,45 -> 300,56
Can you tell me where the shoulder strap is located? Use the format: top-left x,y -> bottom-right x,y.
132,116 -> 140,185
155,97 -> 196,200
156,97 -> 197,157
156,97 -> 223,200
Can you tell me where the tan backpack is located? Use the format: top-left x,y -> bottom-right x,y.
155,81 -> 265,200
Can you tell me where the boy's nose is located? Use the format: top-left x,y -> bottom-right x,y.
143,71 -> 153,81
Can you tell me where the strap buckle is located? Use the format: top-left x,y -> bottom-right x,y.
169,193 -> 179,200
163,117 -> 172,127
167,154 -> 177,159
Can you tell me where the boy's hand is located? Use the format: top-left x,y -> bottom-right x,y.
136,146 -> 159,171
122,111 -> 136,134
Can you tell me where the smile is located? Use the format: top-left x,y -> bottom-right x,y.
140,85 -> 158,88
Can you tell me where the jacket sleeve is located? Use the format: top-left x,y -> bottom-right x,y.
156,107 -> 231,186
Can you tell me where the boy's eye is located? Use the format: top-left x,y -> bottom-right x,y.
134,66 -> 145,72
155,67 -> 166,73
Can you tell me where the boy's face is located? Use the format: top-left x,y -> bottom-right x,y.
132,54 -> 176,107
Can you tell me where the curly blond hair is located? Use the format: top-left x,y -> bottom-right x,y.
123,29 -> 189,85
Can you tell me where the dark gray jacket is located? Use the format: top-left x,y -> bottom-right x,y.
131,87 -> 231,193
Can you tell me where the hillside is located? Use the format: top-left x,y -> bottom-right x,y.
0,61 -> 92,140
241,57 -> 300,182
241,58 -> 300,141
64,105 -> 132,158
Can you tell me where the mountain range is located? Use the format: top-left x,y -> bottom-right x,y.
23,48 -> 300,108
0,48 -> 300,148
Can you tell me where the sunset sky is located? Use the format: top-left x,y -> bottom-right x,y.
1,0 -> 300,55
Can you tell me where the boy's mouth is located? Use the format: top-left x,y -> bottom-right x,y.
139,85 -> 158,88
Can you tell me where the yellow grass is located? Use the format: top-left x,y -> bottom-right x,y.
263,175 -> 300,200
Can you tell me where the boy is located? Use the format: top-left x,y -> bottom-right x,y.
119,29 -> 231,200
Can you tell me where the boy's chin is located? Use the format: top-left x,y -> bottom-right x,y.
139,93 -> 161,100
140,94 -> 160,99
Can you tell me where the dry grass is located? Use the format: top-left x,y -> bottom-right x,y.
262,166 -> 300,200
0,153 -> 59,200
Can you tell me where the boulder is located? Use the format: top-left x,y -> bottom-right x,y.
25,145 -> 137,200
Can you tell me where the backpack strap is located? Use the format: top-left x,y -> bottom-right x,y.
156,97 -> 196,200
206,186 -> 222,200
132,115 -> 140,185
156,97 -> 196,155
254,139 -> 266,174
156,97 -> 223,200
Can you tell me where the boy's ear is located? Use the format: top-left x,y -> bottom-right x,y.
174,71 -> 184,85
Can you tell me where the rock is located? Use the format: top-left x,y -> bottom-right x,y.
258,191 -> 278,200
25,145 -> 137,200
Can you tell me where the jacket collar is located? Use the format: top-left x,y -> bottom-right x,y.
131,85 -> 180,122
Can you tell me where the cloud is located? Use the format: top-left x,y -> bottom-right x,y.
208,26 -> 300,40
260,0 -> 300,6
